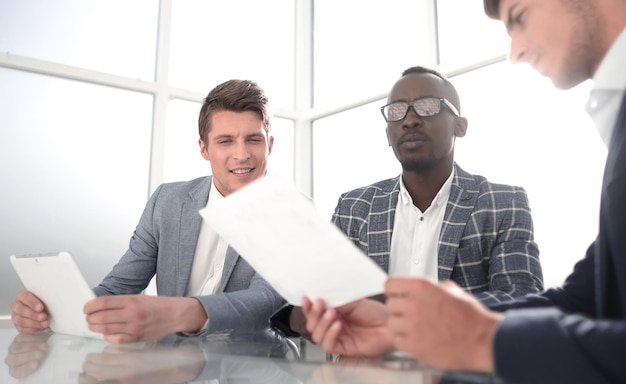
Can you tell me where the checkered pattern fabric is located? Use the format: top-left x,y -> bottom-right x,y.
331,163 -> 544,305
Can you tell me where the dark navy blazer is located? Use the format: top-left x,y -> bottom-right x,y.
492,94 -> 626,383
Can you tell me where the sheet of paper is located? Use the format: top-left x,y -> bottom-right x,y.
199,174 -> 387,307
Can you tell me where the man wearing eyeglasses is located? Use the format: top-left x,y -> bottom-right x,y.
272,65 -> 543,338
302,0 -> 626,382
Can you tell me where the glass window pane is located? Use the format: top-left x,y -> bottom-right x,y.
164,99 -> 294,183
268,118 -> 295,182
169,0 -> 295,110
451,62 -> 605,288
313,101 -> 400,221
436,0 -> 509,69
0,68 -> 153,315
314,0 -> 435,109
164,99 -> 206,182
0,0 -> 158,80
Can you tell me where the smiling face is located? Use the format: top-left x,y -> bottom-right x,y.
199,110 -> 273,196
499,0 -> 606,89
385,73 -> 466,175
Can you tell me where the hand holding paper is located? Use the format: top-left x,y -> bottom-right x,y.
199,174 -> 387,307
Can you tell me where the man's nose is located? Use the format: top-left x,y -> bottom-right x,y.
402,105 -> 424,127
233,141 -> 251,160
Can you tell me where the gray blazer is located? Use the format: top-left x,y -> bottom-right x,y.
93,176 -> 285,335
332,163 -> 544,305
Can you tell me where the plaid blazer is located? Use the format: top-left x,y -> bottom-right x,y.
331,163 -> 544,305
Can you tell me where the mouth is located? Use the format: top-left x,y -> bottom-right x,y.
230,168 -> 254,175
399,133 -> 428,145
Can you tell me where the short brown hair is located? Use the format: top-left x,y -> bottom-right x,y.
484,0 -> 501,19
198,79 -> 271,142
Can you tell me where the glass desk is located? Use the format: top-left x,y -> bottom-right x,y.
0,320 -> 504,383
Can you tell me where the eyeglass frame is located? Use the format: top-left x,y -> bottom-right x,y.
380,96 -> 460,122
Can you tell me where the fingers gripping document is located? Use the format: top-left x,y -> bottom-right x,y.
199,175 -> 387,307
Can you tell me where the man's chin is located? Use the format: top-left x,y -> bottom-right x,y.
231,171 -> 263,187
544,66 -> 589,90
401,160 -> 435,174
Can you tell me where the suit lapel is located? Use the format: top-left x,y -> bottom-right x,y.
217,246 -> 239,292
438,165 -> 477,280
367,177 -> 400,273
597,94 -> 626,317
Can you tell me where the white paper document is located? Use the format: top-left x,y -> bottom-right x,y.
199,174 -> 387,307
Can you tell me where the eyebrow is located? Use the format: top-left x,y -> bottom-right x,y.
212,132 -> 265,140
211,134 -> 234,140
245,132 -> 266,139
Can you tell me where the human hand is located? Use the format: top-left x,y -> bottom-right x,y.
10,290 -> 50,334
84,295 -> 207,343
385,277 -> 502,372
4,332 -> 51,379
302,296 -> 394,356
78,342 -> 206,384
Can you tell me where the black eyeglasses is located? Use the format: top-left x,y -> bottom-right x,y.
380,97 -> 460,122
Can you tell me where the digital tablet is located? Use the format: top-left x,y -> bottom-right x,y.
10,251 -> 104,340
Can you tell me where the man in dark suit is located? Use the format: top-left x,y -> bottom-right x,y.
302,0 -> 626,382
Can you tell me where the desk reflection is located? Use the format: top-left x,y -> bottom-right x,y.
286,354 -> 503,384
3,329 -> 503,384
4,330 -> 296,383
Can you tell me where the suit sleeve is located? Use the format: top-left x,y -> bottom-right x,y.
474,186 -> 544,305
486,240 -> 626,383
194,272 -> 286,335
494,308 -> 626,383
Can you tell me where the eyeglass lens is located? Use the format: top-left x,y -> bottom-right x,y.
384,97 -> 442,121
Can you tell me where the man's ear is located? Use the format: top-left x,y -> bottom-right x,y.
386,127 -> 392,146
268,135 -> 274,155
199,138 -> 210,160
454,117 -> 468,138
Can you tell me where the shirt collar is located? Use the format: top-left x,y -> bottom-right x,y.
399,167 -> 455,209
207,178 -> 226,207
592,27 -> 626,91
586,27 -> 626,147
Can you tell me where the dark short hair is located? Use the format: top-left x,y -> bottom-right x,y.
401,66 -> 462,114
198,79 -> 271,141
484,0 -> 501,19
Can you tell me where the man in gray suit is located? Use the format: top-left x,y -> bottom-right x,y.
274,66 -> 543,337
11,79 -> 285,343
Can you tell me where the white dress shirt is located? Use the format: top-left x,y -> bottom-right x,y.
586,28 -> 626,146
388,169 -> 454,279
185,180 -> 229,297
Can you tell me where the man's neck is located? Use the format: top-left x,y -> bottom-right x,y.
402,164 -> 453,212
